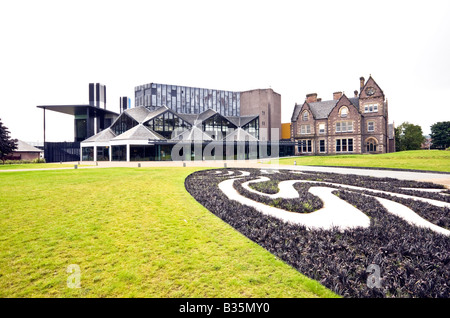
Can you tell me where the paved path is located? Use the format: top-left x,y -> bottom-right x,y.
2,160 -> 449,188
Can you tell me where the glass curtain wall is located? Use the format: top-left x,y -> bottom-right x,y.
145,111 -> 192,139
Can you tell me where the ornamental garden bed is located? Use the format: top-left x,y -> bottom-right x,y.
185,168 -> 450,298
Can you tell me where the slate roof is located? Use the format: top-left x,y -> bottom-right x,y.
15,140 -> 43,152
291,97 -> 361,121
123,106 -> 151,123
112,124 -> 165,141
82,128 -> 116,143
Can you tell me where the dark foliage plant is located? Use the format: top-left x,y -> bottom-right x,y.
185,168 -> 450,298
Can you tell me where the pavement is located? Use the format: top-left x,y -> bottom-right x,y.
1,159 -> 449,188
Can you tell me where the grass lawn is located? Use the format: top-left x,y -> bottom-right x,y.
272,150 -> 450,173
0,167 -> 337,298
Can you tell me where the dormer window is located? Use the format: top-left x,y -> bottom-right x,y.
302,111 -> 309,121
340,106 -> 349,118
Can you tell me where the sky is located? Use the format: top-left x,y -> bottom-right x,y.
1,0 -> 449,143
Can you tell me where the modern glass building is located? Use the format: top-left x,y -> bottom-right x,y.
135,83 -> 240,117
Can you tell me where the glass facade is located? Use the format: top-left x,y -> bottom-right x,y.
202,114 -> 237,140
97,146 -> 110,161
144,111 -> 192,139
135,83 -> 240,116
82,147 -> 94,161
112,145 -> 127,161
242,118 -> 259,139
111,113 -> 138,136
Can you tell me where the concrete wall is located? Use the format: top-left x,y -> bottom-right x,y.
240,88 -> 281,141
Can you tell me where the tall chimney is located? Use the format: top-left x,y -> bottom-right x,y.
360,77 -> 365,93
354,90 -> 358,97
306,93 -> 318,103
333,91 -> 342,100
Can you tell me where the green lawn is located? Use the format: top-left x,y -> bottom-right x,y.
0,167 -> 337,298
273,150 -> 450,172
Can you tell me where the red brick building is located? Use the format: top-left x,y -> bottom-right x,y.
290,75 -> 395,155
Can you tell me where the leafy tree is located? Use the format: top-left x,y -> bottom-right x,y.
394,122 -> 425,151
0,118 -> 18,164
430,121 -> 450,150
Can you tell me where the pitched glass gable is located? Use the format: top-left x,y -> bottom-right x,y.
202,113 -> 237,140
242,117 -> 259,139
144,111 -> 192,139
111,113 -> 138,136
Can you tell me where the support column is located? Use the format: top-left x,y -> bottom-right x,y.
93,145 -> 97,162
126,143 -> 130,162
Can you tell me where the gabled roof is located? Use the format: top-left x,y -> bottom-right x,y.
14,140 -> 43,152
142,106 -> 194,126
227,115 -> 259,127
292,96 -> 361,121
123,106 -> 151,123
82,128 -> 116,143
112,124 -> 165,141
360,75 -> 384,97
172,126 -> 213,141
225,128 -> 258,141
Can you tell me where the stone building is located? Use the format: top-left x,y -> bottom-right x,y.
290,75 -> 395,155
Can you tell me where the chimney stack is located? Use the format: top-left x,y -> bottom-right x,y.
333,91 -> 342,100
360,77 -> 365,93
306,93 -> 318,103
354,90 -> 358,97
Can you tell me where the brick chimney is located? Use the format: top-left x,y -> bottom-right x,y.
360,77 -> 365,93
306,93 -> 317,103
354,90 -> 358,97
333,91 -> 342,100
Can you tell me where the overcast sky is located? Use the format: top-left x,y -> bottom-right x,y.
1,0 -> 449,143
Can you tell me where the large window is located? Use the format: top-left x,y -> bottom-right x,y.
299,139 -> 312,153
366,138 -> 378,152
202,114 -> 237,140
302,111 -> 309,121
300,125 -> 311,134
367,121 -> 375,132
97,146 -> 109,161
319,123 -> 325,134
111,114 -> 138,136
364,103 -> 378,113
336,121 -> 354,133
112,145 -> 127,161
336,138 -> 354,152
319,140 -> 326,153
82,147 -> 94,161
339,106 -> 349,118
242,118 -> 259,139
145,111 -> 192,139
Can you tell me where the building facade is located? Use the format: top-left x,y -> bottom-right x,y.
80,82 -> 286,162
290,75 -> 395,155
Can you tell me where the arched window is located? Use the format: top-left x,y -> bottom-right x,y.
302,111 -> 309,121
366,138 -> 378,152
340,106 -> 349,118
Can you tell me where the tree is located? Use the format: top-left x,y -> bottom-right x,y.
430,121 -> 450,150
394,122 -> 425,151
0,118 -> 18,164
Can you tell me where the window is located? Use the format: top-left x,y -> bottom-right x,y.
319,140 -> 326,153
300,124 -> 311,134
368,121 -> 375,132
302,111 -> 309,121
111,113 -> 138,136
366,138 -> 378,152
340,106 -> 349,118
299,140 -> 312,153
319,123 -> 325,134
364,103 -> 378,113
336,138 -> 354,152
336,121 -> 353,133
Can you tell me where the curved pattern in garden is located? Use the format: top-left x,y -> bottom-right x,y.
185,168 -> 450,298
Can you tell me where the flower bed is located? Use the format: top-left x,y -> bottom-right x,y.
185,168 -> 450,298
